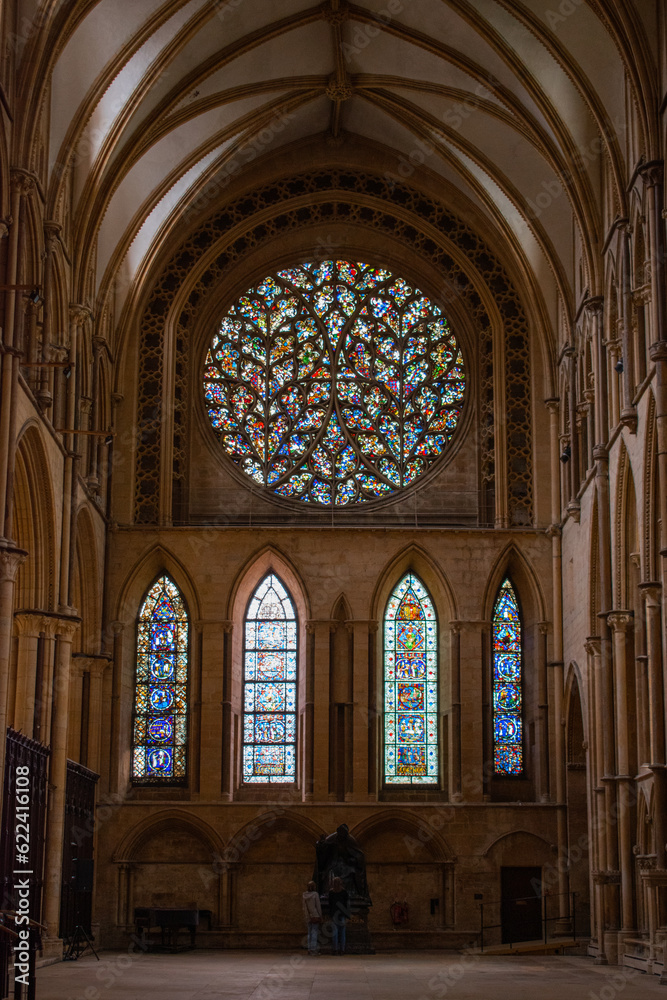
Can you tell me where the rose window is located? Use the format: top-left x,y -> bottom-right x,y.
204,260 -> 466,506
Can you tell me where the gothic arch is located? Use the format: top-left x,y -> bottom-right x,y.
564,664 -> 588,759
352,810 -> 454,863
482,829 -> 553,859
482,542 -> 547,625
113,808 -> 225,863
643,390 -> 658,580
227,544 -> 309,625
371,543 -> 457,625
113,542 -> 201,625
12,422 -> 57,612
227,811 -> 322,860
71,504 -> 101,653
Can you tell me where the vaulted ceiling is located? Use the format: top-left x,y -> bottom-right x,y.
9,0 -> 660,342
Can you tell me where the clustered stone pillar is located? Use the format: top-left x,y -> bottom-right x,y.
607,612 -> 635,934
43,616 -> 79,944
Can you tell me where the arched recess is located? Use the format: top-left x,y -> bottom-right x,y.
483,544 -> 547,801
228,545 -> 309,795
71,505 -> 101,653
353,810 -> 456,933
229,811 -> 321,935
564,665 -> 591,937
111,810 -> 225,927
12,422 -> 57,612
112,545 -> 201,791
614,440 -> 640,612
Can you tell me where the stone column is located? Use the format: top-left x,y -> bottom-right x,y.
585,638 -> 604,957
346,619 -> 376,801
36,619 -> 57,745
607,611 -> 635,933
68,657 -> 86,763
549,657 -> 570,928
12,612 -> 42,737
109,621 -> 125,795
0,545 -> 27,790
641,585 -> 665,765
199,620 -> 231,799
306,620 -> 335,801
43,615 -> 79,941
639,162 -> 666,346
619,223 -> 638,430
448,622 -> 461,801
86,657 -> 111,775
536,622 -> 550,801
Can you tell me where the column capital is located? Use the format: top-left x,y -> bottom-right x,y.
584,296 -> 604,318
447,618 -> 489,633
544,397 -> 560,413
638,159 -> 664,187
607,611 -> 634,633
649,340 -> 667,364
537,621 -> 550,636
69,303 -> 93,327
54,615 -> 80,639
0,544 -> 28,583
584,636 -> 602,656
13,611 -> 46,637
110,620 -> 126,636
10,169 -> 36,197
639,582 -> 662,607
0,219 -> 11,239
592,444 -> 608,462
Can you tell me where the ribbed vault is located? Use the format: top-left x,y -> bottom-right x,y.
4,0 -> 658,352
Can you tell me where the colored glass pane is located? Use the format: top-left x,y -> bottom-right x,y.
492,579 -> 523,774
384,574 -> 438,785
132,576 -> 188,781
243,574 -> 297,783
204,260 -> 466,506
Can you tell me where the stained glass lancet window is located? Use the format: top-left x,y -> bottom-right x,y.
492,579 -> 523,774
132,576 -> 188,782
204,260 -> 466,506
384,574 -> 438,784
243,574 -> 297,782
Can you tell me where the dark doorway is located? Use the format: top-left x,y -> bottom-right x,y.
501,866 -> 542,944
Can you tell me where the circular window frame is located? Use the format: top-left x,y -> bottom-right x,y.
196,255 -> 478,514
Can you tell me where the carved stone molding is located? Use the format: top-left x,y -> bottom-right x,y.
584,296 -> 604,319
10,169 -> 36,198
0,545 -> 28,584
344,619 -> 379,634
649,341 -> 667,364
584,637 -> 602,657
54,615 -> 81,639
306,619 -> 339,634
69,303 -> 93,327
320,0 -> 350,23
639,582 -> 662,607
591,868 -> 621,885
326,74 -> 353,102
638,159 -> 664,188
110,620 -> 125,637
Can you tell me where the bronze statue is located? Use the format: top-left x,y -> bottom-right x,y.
313,823 -> 371,906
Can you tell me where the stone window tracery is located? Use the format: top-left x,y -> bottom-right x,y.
384,573 -> 438,785
492,578 -> 523,775
132,575 -> 189,782
204,259 -> 466,507
243,573 -> 297,783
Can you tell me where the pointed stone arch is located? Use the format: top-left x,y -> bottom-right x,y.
12,422 -> 57,612
113,542 -> 201,625
482,542 -> 547,625
371,542 -> 456,624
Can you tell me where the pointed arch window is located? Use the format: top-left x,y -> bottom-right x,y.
492,579 -> 523,775
132,575 -> 189,782
384,573 -> 438,785
243,574 -> 297,783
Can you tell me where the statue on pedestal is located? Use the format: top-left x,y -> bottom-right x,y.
313,823 -> 372,907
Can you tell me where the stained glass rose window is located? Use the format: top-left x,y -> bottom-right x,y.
204,260 -> 466,506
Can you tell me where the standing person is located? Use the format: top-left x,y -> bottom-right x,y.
302,880 -> 322,955
328,876 -> 350,955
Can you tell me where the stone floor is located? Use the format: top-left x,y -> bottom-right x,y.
35,950 -> 664,999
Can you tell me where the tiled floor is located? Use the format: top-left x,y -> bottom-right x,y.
36,950 -> 663,999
